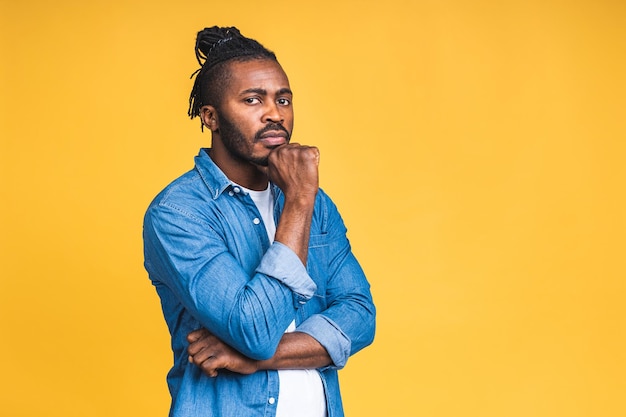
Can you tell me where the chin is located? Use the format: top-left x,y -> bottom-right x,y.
250,155 -> 269,167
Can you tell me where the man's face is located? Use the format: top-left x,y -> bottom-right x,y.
211,59 -> 294,167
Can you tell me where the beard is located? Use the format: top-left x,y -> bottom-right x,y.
217,113 -> 291,167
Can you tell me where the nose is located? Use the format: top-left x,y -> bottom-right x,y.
263,101 -> 283,123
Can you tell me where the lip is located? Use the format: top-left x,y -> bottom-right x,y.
258,136 -> 287,146
258,130 -> 288,146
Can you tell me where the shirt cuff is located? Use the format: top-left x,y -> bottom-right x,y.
297,314 -> 351,369
256,241 -> 317,306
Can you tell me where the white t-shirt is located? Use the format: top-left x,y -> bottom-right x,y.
242,183 -> 327,417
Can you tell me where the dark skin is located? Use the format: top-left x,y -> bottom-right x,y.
187,329 -> 332,378
189,59 -> 331,377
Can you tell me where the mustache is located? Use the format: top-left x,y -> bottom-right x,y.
254,123 -> 290,141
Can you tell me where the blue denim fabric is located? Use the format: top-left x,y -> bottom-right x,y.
143,149 -> 376,417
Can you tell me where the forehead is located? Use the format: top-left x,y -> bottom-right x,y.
224,59 -> 291,94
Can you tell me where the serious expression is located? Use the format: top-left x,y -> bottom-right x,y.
211,59 -> 293,167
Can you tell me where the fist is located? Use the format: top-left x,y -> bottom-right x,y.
267,144 -> 320,199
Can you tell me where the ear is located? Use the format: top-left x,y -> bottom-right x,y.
200,105 -> 219,131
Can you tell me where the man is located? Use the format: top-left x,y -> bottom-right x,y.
143,26 -> 376,417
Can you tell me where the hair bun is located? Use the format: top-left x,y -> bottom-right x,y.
188,26 -> 277,121
195,26 -> 242,64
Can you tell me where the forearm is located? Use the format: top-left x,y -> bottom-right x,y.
274,198 -> 314,265
257,331 -> 332,370
187,329 -> 332,377
268,143 -> 319,265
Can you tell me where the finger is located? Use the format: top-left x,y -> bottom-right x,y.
187,328 -> 210,343
187,334 -> 216,357
190,344 -> 217,365
312,147 -> 320,165
199,356 -> 221,378
299,146 -> 320,165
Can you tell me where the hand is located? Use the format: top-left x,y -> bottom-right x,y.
187,329 -> 259,377
267,143 -> 320,201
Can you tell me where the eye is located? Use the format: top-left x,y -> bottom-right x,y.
244,97 -> 260,105
277,97 -> 291,106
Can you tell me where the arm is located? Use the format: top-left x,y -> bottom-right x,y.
143,145 -> 321,360
187,328 -> 332,377
268,143 -> 320,264
294,192 -> 376,368
144,205 -> 307,360
186,192 -> 376,376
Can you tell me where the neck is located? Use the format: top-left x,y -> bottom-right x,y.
207,145 -> 269,191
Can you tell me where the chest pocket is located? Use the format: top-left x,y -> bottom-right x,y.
305,233 -> 329,313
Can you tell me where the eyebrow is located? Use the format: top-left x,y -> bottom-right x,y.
240,87 -> 293,96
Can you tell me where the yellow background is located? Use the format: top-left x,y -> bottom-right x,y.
1,0 -> 624,416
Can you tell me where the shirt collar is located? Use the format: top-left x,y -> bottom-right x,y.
194,148 -> 232,200
194,148 -> 283,202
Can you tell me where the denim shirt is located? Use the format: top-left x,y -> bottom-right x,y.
143,149 -> 376,417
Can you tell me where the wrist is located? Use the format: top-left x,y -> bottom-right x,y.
254,358 -> 272,372
283,190 -> 317,208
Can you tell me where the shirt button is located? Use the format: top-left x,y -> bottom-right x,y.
233,187 -> 241,193
268,397 -> 276,405
228,191 -> 234,196
253,218 -> 261,225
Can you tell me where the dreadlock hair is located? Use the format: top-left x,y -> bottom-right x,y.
188,26 -> 278,129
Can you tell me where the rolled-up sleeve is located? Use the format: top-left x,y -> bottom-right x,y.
295,191 -> 376,369
256,241 -> 317,307
144,201 -> 317,360
297,314 -> 351,368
